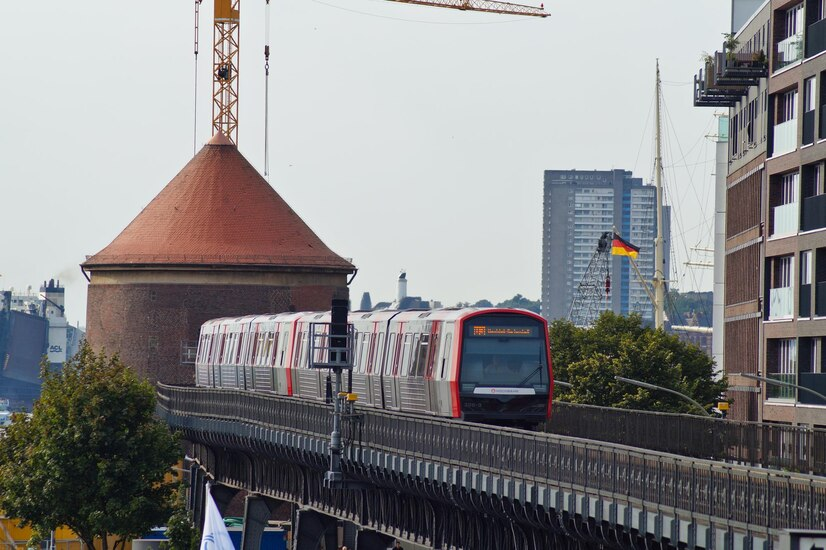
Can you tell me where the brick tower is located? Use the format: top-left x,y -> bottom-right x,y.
82,134 -> 354,384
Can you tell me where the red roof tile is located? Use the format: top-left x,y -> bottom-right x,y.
83,139 -> 354,271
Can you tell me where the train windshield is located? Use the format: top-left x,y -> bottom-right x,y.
459,314 -> 549,391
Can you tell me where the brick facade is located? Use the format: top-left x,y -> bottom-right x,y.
86,279 -> 349,385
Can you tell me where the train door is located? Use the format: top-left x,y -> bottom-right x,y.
435,329 -> 454,416
425,322 -> 441,415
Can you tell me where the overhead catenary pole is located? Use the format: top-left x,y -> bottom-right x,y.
653,60 -> 666,329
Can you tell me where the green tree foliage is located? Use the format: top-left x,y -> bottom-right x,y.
162,484 -> 200,550
550,312 -> 726,414
0,342 -> 181,550
495,294 -> 541,313
472,299 -> 494,308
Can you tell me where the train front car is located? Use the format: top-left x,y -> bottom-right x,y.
455,310 -> 552,425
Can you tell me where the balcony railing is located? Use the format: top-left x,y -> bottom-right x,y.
714,50 -> 768,86
801,283 -> 812,317
766,372 -> 796,400
817,282 -> 826,316
693,64 -> 747,108
808,18 -> 826,58
799,373 -> 826,405
772,201 -> 799,237
802,194 -> 826,231
773,118 -> 797,157
769,286 -> 794,319
777,32 -> 804,68
804,110 -> 816,145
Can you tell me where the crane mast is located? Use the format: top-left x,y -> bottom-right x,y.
204,0 -> 547,145
213,0 -> 240,144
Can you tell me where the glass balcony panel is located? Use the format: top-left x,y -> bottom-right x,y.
766,372 -> 796,400
800,283 -> 811,317
769,286 -> 794,319
808,19 -> 826,58
817,282 -> 826,316
799,373 -> 826,405
772,202 -> 799,237
804,110 -> 815,145
773,119 -> 797,156
777,32 -> 804,68
802,194 -> 826,231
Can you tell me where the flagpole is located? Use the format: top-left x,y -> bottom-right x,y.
653,60 -> 666,329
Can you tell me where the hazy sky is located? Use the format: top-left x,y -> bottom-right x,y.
2,1 -> 730,326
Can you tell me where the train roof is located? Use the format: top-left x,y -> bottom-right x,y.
200,307 -> 544,330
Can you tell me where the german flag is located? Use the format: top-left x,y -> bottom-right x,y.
611,233 -> 639,259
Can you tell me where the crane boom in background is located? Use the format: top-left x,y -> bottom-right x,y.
205,0 -> 548,145
386,0 -> 547,17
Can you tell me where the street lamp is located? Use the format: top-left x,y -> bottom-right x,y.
614,376 -> 711,416
738,372 -> 826,404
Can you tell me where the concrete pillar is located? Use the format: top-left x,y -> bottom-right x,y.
240,494 -> 271,550
210,484 -> 239,515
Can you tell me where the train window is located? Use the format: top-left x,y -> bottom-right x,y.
412,334 -> 429,377
384,333 -> 396,376
440,334 -> 452,379
373,333 -> 385,375
270,332 -> 278,367
235,333 -> 244,364
425,332 -> 438,378
358,333 -> 370,374
400,334 -> 414,377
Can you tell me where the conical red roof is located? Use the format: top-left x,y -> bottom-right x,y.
83,137 -> 353,271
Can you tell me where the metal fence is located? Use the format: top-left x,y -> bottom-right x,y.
157,385 -> 826,532
544,401 -> 826,475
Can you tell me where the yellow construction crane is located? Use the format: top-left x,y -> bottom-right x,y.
205,0 -> 548,145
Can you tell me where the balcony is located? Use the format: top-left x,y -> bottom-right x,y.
776,32 -> 804,69
798,373 -> 826,405
807,18 -> 826,58
772,118 -> 797,157
693,64 -> 747,108
772,201 -> 799,237
766,373 -> 796,400
802,194 -> 826,231
714,50 -> 767,86
769,286 -> 794,319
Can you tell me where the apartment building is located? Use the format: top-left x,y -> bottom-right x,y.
695,0 -> 826,425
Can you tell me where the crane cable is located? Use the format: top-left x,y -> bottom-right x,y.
194,0 -> 203,157
264,0 -> 271,178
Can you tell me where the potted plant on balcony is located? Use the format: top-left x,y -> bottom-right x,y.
723,32 -> 739,61
752,49 -> 766,66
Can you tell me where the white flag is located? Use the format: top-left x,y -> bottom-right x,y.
199,483 -> 235,550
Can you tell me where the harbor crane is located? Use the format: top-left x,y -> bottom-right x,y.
202,0 -> 549,144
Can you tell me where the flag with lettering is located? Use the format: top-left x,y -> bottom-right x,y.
199,483 -> 235,550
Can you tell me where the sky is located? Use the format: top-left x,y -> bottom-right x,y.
1,0 -> 731,327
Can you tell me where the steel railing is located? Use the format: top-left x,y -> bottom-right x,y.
157,385 -> 826,531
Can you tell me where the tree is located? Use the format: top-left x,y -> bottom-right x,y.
0,342 -> 181,550
549,312 -> 726,414
162,484 -> 200,550
472,299 -> 493,307
495,294 -> 541,313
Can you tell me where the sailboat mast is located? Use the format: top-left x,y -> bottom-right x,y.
653,60 -> 666,329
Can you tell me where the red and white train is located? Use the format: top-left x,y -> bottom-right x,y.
195,307 -> 553,424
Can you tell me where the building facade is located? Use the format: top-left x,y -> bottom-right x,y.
541,169 -> 671,324
695,0 -> 826,424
